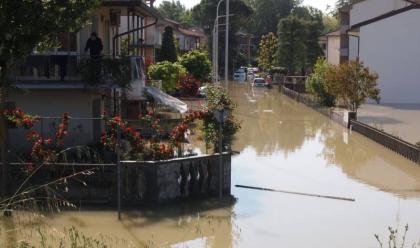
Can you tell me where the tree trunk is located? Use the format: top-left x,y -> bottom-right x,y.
0,70 -> 10,198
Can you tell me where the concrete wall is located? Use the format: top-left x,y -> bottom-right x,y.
8,90 -> 103,152
327,35 -> 340,65
359,9 -> 420,104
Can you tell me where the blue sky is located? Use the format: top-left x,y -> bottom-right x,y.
154,0 -> 337,12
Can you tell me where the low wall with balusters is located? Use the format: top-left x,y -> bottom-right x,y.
10,153 -> 232,206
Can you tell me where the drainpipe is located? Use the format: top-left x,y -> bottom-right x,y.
113,17 -> 158,58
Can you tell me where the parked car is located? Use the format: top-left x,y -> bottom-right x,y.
198,85 -> 208,97
252,78 -> 267,87
233,68 -> 247,81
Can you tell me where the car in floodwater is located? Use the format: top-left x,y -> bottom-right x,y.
252,77 -> 267,87
233,68 -> 247,81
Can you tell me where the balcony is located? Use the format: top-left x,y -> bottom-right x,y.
13,54 -> 143,89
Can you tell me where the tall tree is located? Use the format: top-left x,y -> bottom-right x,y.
159,26 -> 178,62
157,1 -> 197,27
277,6 -> 324,75
257,33 -> 279,72
277,14 -> 306,75
0,0 -> 100,197
249,0 -> 298,37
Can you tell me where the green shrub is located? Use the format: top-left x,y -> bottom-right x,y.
305,58 -> 335,107
179,50 -> 211,82
326,60 -> 380,112
202,85 -> 241,152
148,61 -> 187,93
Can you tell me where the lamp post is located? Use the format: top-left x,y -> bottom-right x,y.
213,0 -> 224,85
224,0 -> 230,88
213,109 -> 229,200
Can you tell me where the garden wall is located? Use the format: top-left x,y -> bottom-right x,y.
10,153 -> 232,206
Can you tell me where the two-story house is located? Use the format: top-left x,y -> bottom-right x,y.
142,17 -> 207,65
334,0 -> 420,104
8,0 -> 162,152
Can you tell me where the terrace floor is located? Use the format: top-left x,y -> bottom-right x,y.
358,103 -> 420,145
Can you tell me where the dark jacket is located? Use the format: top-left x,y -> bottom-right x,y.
85,38 -> 103,56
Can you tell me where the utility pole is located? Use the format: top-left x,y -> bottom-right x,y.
224,0 -> 229,88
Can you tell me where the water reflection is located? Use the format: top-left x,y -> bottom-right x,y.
322,122 -> 420,199
230,85 -> 326,156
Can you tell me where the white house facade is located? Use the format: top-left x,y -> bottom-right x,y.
334,0 -> 420,104
356,7 -> 420,104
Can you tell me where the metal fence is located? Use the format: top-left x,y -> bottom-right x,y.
350,120 -> 420,164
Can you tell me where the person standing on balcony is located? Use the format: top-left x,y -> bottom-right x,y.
84,32 -> 103,58
85,32 -> 103,83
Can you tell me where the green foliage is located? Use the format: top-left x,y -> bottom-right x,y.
247,0 -> 297,37
157,1 -> 197,27
278,6 -> 325,75
323,15 -> 339,33
325,61 -> 380,111
179,50 -> 212,82
305,58 -> 336,107
202,85 -> 241,152
148,61 -> 187,92
159,26 -> 178,62
257,33 -> 279,72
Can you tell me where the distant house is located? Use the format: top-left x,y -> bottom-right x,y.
320,30 -> 341,65
332,0 -> 420,104
7,0 -> 161,152
143,17 -> 207,64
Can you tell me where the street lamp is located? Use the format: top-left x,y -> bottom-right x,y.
213,0 -> 224,85
213,109 -> 229,200
224,0 -> 229,89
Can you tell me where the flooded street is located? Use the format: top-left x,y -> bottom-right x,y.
3,83 -> 420,247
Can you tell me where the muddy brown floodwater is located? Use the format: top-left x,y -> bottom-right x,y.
2,83 -> 420,248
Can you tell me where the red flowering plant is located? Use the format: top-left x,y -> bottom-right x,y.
170,110 -> 205,156
178,75 -> 200,97
4,110 -> 71,172
140,110 -> 162,142
101,115 -> 149,160
4,108 -> 40,129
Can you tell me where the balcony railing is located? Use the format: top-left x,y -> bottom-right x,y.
13,55 -> 144,88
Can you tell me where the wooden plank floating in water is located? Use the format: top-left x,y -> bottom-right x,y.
235,185 -> 356,202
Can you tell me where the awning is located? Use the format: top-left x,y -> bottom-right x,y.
144,86 -> 188,113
